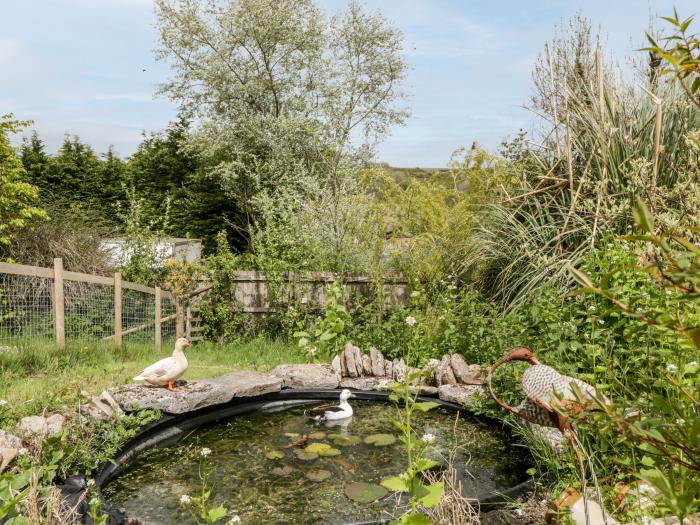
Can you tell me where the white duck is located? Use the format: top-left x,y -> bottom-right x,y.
133,337 -> 191,391
304,389 -> 355,421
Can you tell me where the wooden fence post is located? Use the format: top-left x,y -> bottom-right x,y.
175,298 -> 184,338
53,258 -> 65,350
155,286 -> 162,352
114,272 -> 122,350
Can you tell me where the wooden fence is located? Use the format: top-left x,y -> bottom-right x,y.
0,258 -> 175,350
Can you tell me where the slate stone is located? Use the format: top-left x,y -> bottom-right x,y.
271,364 -> 340,389
384,360 -> 393,379
113,371 -> 282,414
331,355 -> 342,377
17,416 -> 48,438
450,354 -> 484,385
437,355 -> 457,386
340,377 -> 392,391
352,346 -> 364,377
0,429 -> 21,449
438,384 -> 483,406
369,347 -> 385,377
393,358 -> 406,383
425,358 -> 440,386
361,354 -> 373,376
344,343 -> 359,378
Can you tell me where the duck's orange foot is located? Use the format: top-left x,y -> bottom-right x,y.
166,381 -> 177,392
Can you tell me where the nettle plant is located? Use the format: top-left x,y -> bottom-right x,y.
293,281 -> 349,359
570,200 -> 700,522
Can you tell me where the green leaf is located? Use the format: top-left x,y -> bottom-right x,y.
413,401 -> 440,412
396,513 -> 432,525
207,506 -> 228,521
415,481 -> 444,508
413,458 -> 439,473
380,475 -> 410,492
633,198 -> 655,233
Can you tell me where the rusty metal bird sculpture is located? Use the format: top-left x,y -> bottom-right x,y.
487,347 -> 611,525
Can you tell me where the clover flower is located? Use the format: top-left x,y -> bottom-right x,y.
200,447 -> 212,457
0,399 -> 7,407
180,495 -> 191,505
665,364 -> 678,373
231,516 -> 241,523
410,291 -> 420,298
405,316 -> 417,326
421,433 -> 435,444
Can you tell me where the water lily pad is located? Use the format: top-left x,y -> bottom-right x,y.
364,434 -> 397,447
308,431 -> 327,440
305,469 -> 331,482
265,449 -> 285,460
345,482 -> 388,503
283,432 -> 300,438
318,447 -> 341,456
330,435 -> 361,446
271,465 -> 295,477
305,442 -> 331,454
293,449 -> 318,461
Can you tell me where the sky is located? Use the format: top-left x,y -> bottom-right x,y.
2,0 -> 697,167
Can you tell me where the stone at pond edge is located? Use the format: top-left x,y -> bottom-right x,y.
438,384 -> 483,405
384,360 -> 393,379
450,355 -> 484,385
112,371 -> 282,414
17,414 -> 63,439
362,354 -> 373,376
392,358 -> 406,382
306,469 -> 332,482
0,429 -> 21,449
345,482 -> 388,503
370,347 -> 385,377
426,358 -> 440,386
340,377 -> 391,391
352,346 -> 364,377
408,385 -> 439,396
344,343 -> 359,378
437,355 -> 457,386
331,355 -> 342,377
271,364 -> 340,389
0,448 -> 19,473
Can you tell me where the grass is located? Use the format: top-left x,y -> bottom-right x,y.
0,336 -> 305,427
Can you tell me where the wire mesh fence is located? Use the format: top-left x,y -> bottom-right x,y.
0,273 -> 54,350
0,260 -> 178,350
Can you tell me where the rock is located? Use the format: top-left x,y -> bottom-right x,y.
0,447 -> 19,473
450,355 -> 484,385
438,384 -> 483,406
271,364 -> 340,389
45,414 -> 65,436
340,377 -> 391,391
17,416 -> 48,438
425,358 -> 440,386
384,360 -> 393,379
393,358 -> 406,383
361,354 -> 373,376
344,343 -> 359,378
331,355 -> 342,377
408,385 -> 439,396
353,346 -> 364,377
113,371 -> 282,414
369,347 -> 385,377
0,429 -> 21,449
437,355 -> 457,386
82,390 -> 126,422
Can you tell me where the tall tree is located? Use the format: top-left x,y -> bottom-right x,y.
0,115 -> 47,247
154,0 -> 408,247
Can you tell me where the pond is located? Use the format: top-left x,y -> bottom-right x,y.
103,400 -> 529,524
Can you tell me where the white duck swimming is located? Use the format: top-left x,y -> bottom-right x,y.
304,389 -> 355,421
133,337 -> 191,391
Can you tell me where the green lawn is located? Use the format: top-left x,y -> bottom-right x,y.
0,337 -> 305,427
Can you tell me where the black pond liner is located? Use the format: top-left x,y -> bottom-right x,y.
62,389 -> 533,525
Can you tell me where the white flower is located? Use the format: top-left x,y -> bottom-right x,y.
87,479 -> 95,488
410,291 -> 420,298
421,433 -> 435,444
688,361 -> 697,368
200,447 -> 212,457
0,399 -> 7,406
300,297 -> 308,305
587,305 -> 596,312
666,364 -> 678,373
641,516 -> 651,525
89,497 -> 100,507
405,316 -> 417,327
231,516 -> 241,524
180,495 -> 191,505
597,319 -> 605,325
675,418 -> 686,425
641,292 -> 650,299
665,290 -> 672,296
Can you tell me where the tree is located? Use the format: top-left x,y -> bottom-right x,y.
0,115 -> 47,247
154,0 -> 408,246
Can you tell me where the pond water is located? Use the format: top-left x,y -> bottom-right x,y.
103,400 -> 528,524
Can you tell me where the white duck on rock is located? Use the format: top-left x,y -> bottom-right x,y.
304,389 -> 355,422
133,337 -> 191,391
